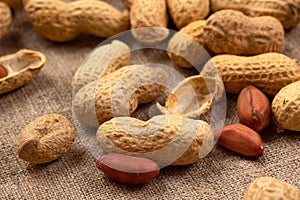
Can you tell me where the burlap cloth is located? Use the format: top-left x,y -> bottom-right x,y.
1,7 -> 300,200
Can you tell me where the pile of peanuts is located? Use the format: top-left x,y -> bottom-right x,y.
1,0 -> 300,198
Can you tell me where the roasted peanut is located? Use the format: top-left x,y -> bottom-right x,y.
17,113 -> 76,164
244,177 -> 300,200
167,0 -> 210,29
72,40 -> 130,94
167,20 -> 210,68
272,80 -> 300,131
211,0 -> 300,29
201,53 -> 300,96
0,2 -> 12,38
96,114 -> 214,166
24,0 -> 129,42
96,153 -> 160,185
237,86 -> 271,132
203,10 -> 284,55
215,124 -> 264,157
0,64 -> 8,78
0,49 -> 46,95
127,0 -> 169,45
73,65 -> 168,127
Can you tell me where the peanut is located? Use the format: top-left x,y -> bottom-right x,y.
272,80 -> 300,131
127,0 -> 169,45
167,20 -> 210,68
0,2 -> 12,38
96,114 -> 214,166
157,75 -> 224,119
244,177 -> 300,200
167,0 -> 210,29
96,153 -> 160,185
203,10 -> 284,55
215,124 -> 264,157
201,53 -> 300,96
211,0 -> 300,29
72,40 -> 130,94
17,113 -> 76,164
24,0 -> 129,42
73,65 -> 168,127
237,86 -> 271,132
0,49 -> 46,95
0,64 -> 8,78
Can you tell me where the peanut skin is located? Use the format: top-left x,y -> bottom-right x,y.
96,153 -> 160,185
204,10 -> 284,55
24,0 -> 129,42
211,0 -> 300,29
237,86 -> 271,132
215,124 -> 264,157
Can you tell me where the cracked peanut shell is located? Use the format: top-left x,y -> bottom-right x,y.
0,49 -> 46,95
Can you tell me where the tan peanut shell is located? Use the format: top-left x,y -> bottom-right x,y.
96,114 -> 214,166
0,49 -> 46,95
167,20 -> 210,68
211,0 -> 300,29
24,0 -> 129,42
272,80 -> 300,131
0,2 -> 12,38
157,75 -> 224,119
73,65 -> 168,127
0,0 -> 22,9
72,40 -> 130,94
201,53 -> 300,96
244,177 -> 300,200
167,0 -> 210,29
204,10 -> 284,55
129,0 -> 169,45
17,113 -> 76,164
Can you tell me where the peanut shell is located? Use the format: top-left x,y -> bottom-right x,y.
244,177 -> 300,200
201,53 -> 300,96
0,49 -> 46,95
272,80 -> 300,131
204,10 -> 284,55
96,114 -> 214,166
211,0 -> 300,29
0,0 -> 22,10
17,113 -> 76,164
0,2 -> 12,38
167,0 -> 210,29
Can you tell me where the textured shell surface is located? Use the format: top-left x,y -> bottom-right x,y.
244,177 -> 300,200
96,114 -> 214,166
0,2 -> 12,38
204,10 -> 284,55
272,80 -> 300,131
0,49 -> 46,95
17,113 -> 76,164
201,53 -> 300,95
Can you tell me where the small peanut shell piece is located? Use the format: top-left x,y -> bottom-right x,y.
0,49 -> 46,95
96,114 -> 214,166
24,0 -> 129,42
167,20 -> 210,68
244,177 -> 300,200
157,75 -> 224,119
201,53 -> 300,96
72,40 -> 130,94
272,80 -> 300,131
17,113 -> 76,164
0,2 -> 12,38
204,10 -> 284,55
167,0 -> 210,29
128,0 -> 169,45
